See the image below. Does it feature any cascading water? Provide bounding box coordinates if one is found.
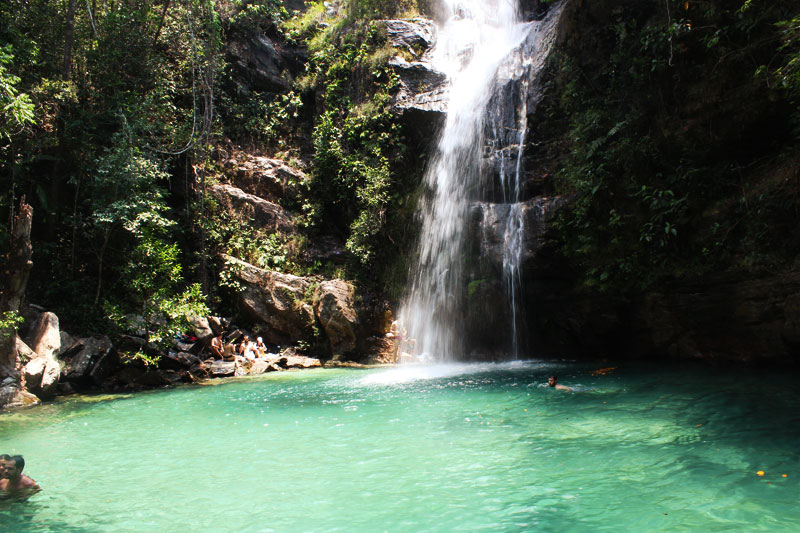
[399,0,563,361]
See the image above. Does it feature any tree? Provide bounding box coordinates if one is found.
[0,198,32,377]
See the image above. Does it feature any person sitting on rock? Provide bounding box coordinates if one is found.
[255,337,267,358]
[210,333,224,359]
[0,455,40,498]
[222,340,236,362]
[239,335,257,362]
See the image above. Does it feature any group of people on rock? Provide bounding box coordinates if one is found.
[209,332,271,366]
[0,454,39,498]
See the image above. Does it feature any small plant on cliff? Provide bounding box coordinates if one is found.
[0,311,23,342]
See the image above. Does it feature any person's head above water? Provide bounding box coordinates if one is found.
[0,454,40,495]
[0,454,10,478]
[1,455,24,480]
[548,376,557,387]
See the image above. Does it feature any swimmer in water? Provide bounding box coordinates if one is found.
[548,375,571,392]
[0,454,40,498]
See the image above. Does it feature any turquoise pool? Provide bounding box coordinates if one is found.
[0,360,797,531]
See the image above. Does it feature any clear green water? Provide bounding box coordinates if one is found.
[0,360,798,532]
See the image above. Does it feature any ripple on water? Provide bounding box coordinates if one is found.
[0,361,797,531]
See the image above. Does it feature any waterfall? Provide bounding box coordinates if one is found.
[399,0,563,361]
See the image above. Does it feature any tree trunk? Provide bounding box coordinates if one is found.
[63,0,78,80]
[0,198,34,375]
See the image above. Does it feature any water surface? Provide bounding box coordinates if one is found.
[0,360,798,531]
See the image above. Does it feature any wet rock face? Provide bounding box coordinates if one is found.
[471,196,566,270]
[383,18,448,114]
[389,57,449,113]
[462,195,568,354]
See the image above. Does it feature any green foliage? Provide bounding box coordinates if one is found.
[301,16,408,267]
[0,45,35,142]
[284,0,419,43]
[108,232,209,361]
[88,136,173,236]
[204,206,306,273]
[0,311,24,342]
[0,0,422,342]
[218,257,246,293]
[0,0,229,333]
[228,0,287,32]
[218,89,303,146]
[467,279,487,299]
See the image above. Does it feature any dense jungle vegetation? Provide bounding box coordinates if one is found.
[546,0,800,291]
[1,0,798,356]
[0,0,427,351]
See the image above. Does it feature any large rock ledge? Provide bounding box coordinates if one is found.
[222,255,389,360]
[219,150,308,205]
[209,184,297,234]
[223,254,316,346]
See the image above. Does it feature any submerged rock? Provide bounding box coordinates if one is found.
[247,359,279,374]
[0,385,40,409]
[274,353,322,369]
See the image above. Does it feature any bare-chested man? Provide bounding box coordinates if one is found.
[210,333,225,359]
[0,454,40,497]
[548,375,571,392]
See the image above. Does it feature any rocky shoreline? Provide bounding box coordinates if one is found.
[0,305,393,411]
